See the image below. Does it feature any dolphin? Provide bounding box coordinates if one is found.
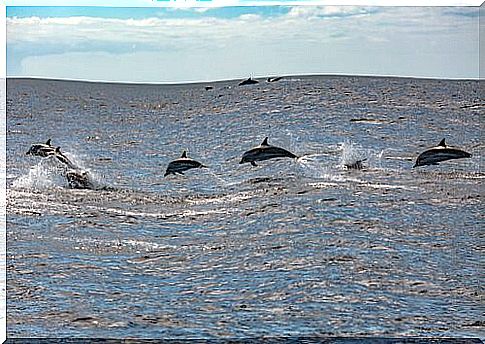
[344,158,367,170]
[164,151,207,177]
[238,77,259,86]
[54,147,78,170]
[239,137,298,167]
[66,170,94,189]
[267,76,283,83]
[413,138,472,168]
[26,139,56,157]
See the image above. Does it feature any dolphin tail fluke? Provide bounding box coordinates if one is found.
[200,164,208,169]
[55,147,61,153]
[438,138,446,147]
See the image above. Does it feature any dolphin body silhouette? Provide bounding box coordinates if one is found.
[413,139,472,168]
[54,147,78,170]
[239,77,259,86]
[164,151,207,177]
[267,76,283,83]
[26,139,56,157]
[239,137,298,167]
[344,158,367,170]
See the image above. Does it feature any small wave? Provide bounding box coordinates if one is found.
[80,203,235,220]
[51,236,175,253]
[308,181,341,188]
[363,183,418,191]
[186,191,254,206]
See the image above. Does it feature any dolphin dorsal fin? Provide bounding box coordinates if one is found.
[181,150,187,158]
[261,137,269,146]
[438,138,446,147]
[46,139,51,146]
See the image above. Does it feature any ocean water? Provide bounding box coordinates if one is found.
[6,76,483,338]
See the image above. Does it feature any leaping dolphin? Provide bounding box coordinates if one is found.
[26,139,56,157]
[54,147,78,170]
[164,151,207,177]
[239,137,298,167]
[413,138,472,168]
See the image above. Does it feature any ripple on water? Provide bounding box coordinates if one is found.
[6,76,483,338]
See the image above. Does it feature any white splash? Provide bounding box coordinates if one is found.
[339,141,368,168]
[12,157,67,190]
[296,154,364,182]
[12,151,104,191]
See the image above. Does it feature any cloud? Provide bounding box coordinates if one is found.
[6,6,479,81]
[6,6,383,51]
[287,6,379,19]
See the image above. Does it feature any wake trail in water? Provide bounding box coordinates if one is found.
[205,170,232,188]
[296,154,334,179]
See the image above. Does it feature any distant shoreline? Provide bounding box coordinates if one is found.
[6,73,481,86]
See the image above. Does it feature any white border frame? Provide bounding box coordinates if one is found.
[1,1,482,343]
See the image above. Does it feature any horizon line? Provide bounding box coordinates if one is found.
[6,72,481,85]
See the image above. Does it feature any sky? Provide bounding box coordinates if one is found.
[6,4,481,82]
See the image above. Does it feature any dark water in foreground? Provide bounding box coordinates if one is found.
[6,76,484,338]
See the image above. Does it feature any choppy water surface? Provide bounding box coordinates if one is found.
[6,76,483,338]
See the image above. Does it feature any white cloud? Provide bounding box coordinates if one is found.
[287,6,377,18]
[7,6,479,81]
